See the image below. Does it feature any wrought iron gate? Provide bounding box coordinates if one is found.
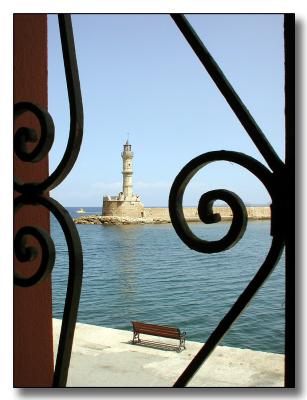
[14,13,295,387]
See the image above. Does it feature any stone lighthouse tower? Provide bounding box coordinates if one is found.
[121,140,133,199]
[102,140,144,218]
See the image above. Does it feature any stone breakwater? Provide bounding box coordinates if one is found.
[74,207,270,225]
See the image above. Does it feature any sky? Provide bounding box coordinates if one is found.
[48,14,285,207]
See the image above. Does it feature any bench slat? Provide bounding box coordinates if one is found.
[133,322,178,332]
[134,329,180,339]
[133,326,179,334]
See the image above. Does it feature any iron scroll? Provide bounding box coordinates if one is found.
[169,14,291,387]
[14,14,83,387]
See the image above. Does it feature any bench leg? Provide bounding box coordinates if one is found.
[132,332,140,344]
[178,337,186,352]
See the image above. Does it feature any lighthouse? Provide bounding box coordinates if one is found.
[121,140,133,199]
[102,140,144,218]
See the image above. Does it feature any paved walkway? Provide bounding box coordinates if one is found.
[53,319,284,387]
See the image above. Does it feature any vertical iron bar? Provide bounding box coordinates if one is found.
[284,13,295,388]
[42,14,84,192]
[14,14,84,387]
[171,14,284,174]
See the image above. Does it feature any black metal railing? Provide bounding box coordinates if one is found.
[14,15,83,387]
[169,14,294,387]
[14,13,294,388]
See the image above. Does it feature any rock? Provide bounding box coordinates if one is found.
[73,207,270,226]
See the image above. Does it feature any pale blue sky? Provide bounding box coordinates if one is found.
[48,14,285,207]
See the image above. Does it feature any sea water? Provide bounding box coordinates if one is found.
[51,207,285,354]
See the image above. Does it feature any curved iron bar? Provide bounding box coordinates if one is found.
[14,195,83,387]
[174,234,284,387]
[169,151,281,254]
[169,14,288,386]
[14,224,55,287]
[197,189,247,251]
[169,151,285,386]
[14,14,83,194]
[171,14,284,175]
[14,14,84,387]
[14,102,55,163]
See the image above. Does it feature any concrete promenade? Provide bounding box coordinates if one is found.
[53,319,284,387]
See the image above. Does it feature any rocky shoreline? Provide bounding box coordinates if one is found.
[73,215,195,225]
[73,207,270,225]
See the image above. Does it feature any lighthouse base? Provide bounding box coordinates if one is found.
[102,195,145,218]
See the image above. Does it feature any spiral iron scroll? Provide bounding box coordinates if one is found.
[14,14,83,387]
[169,14,288,387]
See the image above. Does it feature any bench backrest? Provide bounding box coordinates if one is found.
[132,321,181,339]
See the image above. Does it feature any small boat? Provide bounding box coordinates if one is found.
[76,208,86,214]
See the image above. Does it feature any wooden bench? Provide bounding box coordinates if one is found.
[131,321,186,352]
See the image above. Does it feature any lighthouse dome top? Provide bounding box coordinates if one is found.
[122,139,133,158]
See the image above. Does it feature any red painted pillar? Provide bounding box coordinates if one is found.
[14,14,54,387]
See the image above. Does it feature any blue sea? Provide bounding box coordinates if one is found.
[51,207,285,354]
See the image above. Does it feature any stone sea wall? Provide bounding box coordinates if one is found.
[144,207,200,221]
[74,206,270,225]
